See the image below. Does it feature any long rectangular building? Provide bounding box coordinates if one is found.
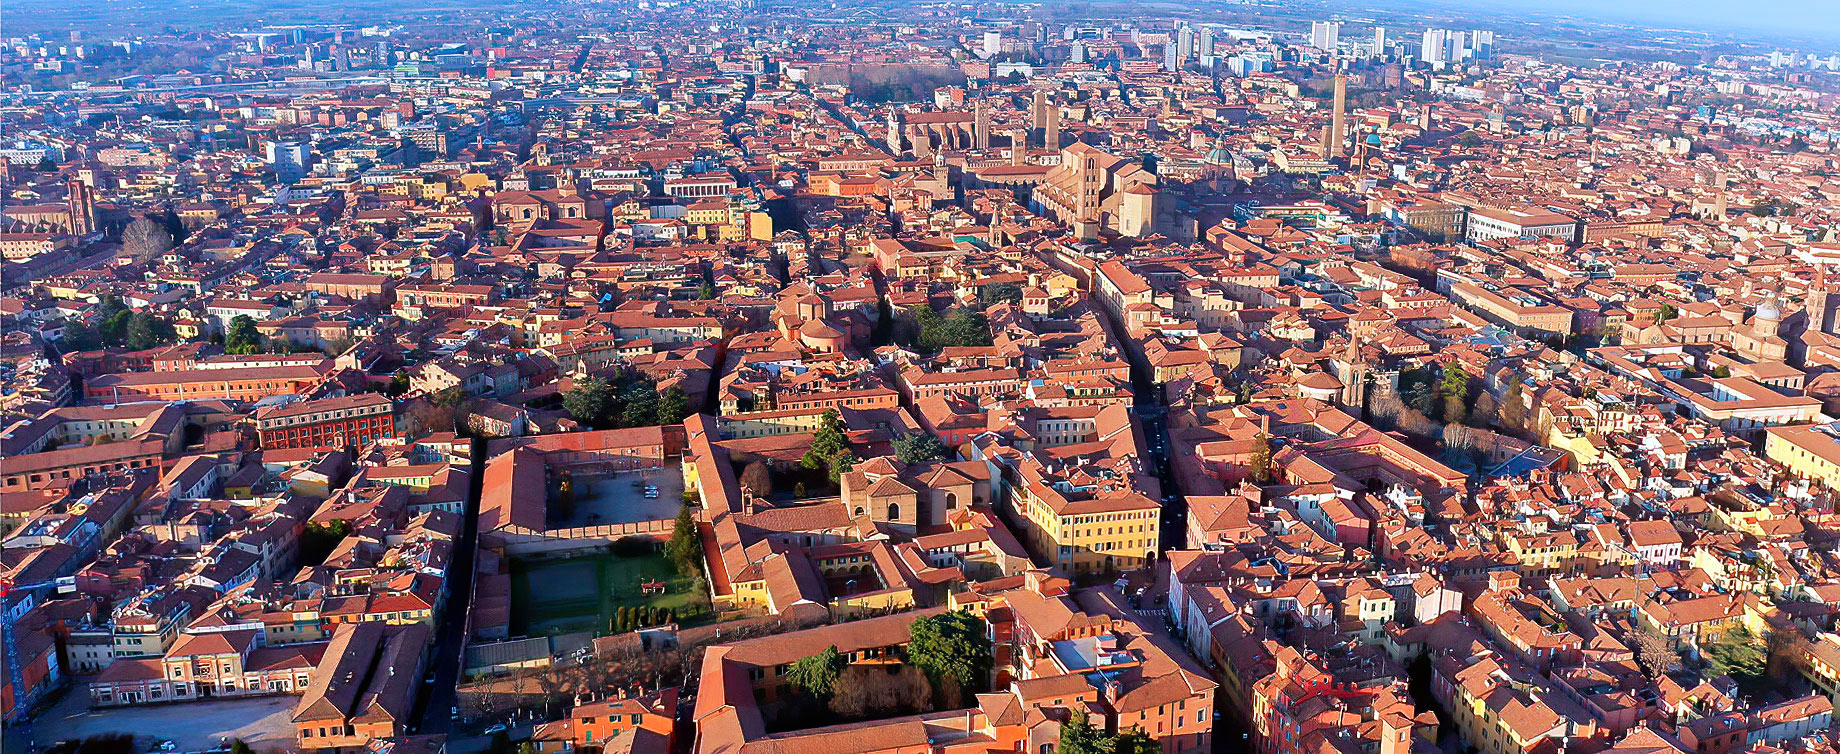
[254,393,397,450]
[85,365,329,403]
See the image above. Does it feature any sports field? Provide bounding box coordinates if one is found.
[508,550,709,636]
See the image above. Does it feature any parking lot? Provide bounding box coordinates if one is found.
[552,467,684,529]
[20,691,297,753]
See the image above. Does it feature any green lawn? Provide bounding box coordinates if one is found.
[508,551,710,636]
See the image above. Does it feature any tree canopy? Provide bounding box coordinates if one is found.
[787,645,848,698]
[979,283,1023,306]
[1058,712,1156,754]
[1438,366,1473,427]
[893,433,948,465]
[906,610,992,691]
[802,409,856,482]
[225,314,262,354]
[564,373,679,429]
[1247,432,1273,483]
[902,306,993,353]
[666,505,702,577]
[62,296,179,353]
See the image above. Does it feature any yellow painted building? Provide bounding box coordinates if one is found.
[1765,424,1840,490]
[1801,633,1840,704]
[1003,455,1160,575]
[1438,656,1575,754]
[1499,529,1581,579]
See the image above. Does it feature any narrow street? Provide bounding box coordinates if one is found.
[411,437,486,734]
[1064,260,1255,754]
[1049,260,1187,551]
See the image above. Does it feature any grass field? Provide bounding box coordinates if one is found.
[508,551,709,636]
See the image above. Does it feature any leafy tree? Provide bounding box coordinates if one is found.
[1111,729,1160,754]
[1656,303,1679,324]
[98,309,133,346]
[225,314,262,354]
[621,385,661,428]
[904,306,994,353]
[906,611,991,692]
[979,282,1023,305]
[666,505,702,577]
[893,433,948,464]
[1247,432,1273,484]
[1401,367,1438,417]
[934,309,993,351]
[828,450,857,484]
[787,645,847,698]
[1710,365,1731,378]
[658,385,693,424]
[1059,711,1109,754]
[802,409,855,482]
[1060,711,1156,754]
[1438,366,1472,426]
[807,409,847,458]
[228,741,254,754]
[59,321,103,351]
[124,312,176,351]
[564,377,618,428]
[699,283,718,299]
[386,372,412,397]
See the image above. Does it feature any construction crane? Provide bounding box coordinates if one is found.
[0,575,75,723]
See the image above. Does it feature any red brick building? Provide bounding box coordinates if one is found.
[254,393,397,450]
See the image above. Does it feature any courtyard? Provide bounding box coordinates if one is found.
[549,466,685,529]
[20,690,296,753]
[507,549,709,636]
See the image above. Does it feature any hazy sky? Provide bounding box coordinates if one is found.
[1471,0,1840,46]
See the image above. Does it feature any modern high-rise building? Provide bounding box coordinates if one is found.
[266,140,309,184]
[1421,29,1450,64]
[1372,27,1386,56]
[1199,27,1216,57]
[1310,21,1340,52]
[982,31,1002,58]
[1471,30,1494,59]
[1227,52,1272,77]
